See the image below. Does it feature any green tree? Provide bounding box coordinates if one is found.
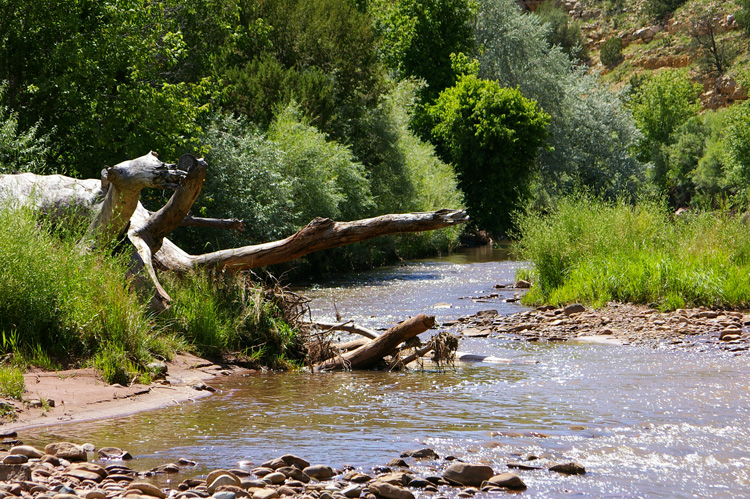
[534,1,586,62]
[429,74,549,235]
[476,0,644,203]
[600,37,624,68]
[646,0,687,21]
[370,0,476,100]
[629,69,702,191]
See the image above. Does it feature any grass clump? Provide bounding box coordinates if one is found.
[514,195,750,310]
[160,271,305,369]
[0,365,25,400]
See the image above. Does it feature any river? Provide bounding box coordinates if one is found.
[25,247,750,498]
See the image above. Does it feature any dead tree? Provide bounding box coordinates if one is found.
[0,152,468,308]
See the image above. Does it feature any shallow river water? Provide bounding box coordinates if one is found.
[25,247,750,498]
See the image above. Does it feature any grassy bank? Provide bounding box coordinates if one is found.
[0,207,303,396]
[514,196,750,311]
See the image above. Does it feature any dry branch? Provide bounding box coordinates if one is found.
[316,314,436,370]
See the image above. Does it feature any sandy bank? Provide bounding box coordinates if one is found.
[0,353,249,432]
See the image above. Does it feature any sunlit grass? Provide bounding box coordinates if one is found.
[514,195,750,310]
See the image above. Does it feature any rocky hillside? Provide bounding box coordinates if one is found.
[547,0,749,109]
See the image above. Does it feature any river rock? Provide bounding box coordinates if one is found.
[263,472,286,485]
[443,463,494,487]
[252,490,278,499]
[252,467,274,477]
[212,492,236,499]
[564,304,586,316]
[399,448,439,459]
[486,473,526,490]
[549,462,586,475]
[261,458,286,470]
[98,447,133,460]
[340,484,363,498]
[0,463,30,482]
[128,482,167,499]
[45,442,87,462]
[368,482,414,499]
[342,471,373,483]
[277,466,310,483]
[385,459,408,468]
[2,455,28,465]
[9,445,44,459]
[84,492,106,499]
[303,465,335,480]
[280,454,310,470]
[208,473,242,493]
[377,472,411,486]
[405,478,430,489]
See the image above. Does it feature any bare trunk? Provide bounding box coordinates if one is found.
[315,314,436,370]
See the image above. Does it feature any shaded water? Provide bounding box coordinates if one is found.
[25,247,750,498]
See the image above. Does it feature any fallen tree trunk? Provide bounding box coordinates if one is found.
[305,322,380,340]
[0,152,468,307]
[316,314,436,370]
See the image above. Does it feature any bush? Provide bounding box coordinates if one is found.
[534,1,587,62]
[646,0,687,21]
[429,73,550,235]
[600,37,624,68]
[0,86,49,174]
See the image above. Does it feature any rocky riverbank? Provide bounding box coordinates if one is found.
[449,302,750,353]
[0,441,587,499]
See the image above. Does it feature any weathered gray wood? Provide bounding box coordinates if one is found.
[316,314,436,370]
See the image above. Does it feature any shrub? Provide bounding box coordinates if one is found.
[0,365,25,400]
[429,73,550,235]
[534,0,587,62]
[600,37,624,68]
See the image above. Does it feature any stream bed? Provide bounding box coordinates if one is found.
[24,247,750,498]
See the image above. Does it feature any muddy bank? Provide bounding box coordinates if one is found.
[0,354,248,432]
[449,302,750,353]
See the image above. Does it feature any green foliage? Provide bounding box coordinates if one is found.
[0,365,25,400]
[737,0,750,36]
[628,69,702,191]
[515,195,750,310]
[0,0,219,178]
[429,74,550,235]
[721,99,750,194]
[370,0,476,99]
[476,0,644,204]
[534,1,587,62]
[0,86,50,174]
[0,206,179,378]
[600,37,624,68]
[161,271,303,367]
[224,0,382,135]
[646,0,688,21]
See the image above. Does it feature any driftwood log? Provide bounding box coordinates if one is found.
[316,314,436,370]
[0,152,469,308]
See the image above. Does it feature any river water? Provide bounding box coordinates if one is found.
[25,247,750,498]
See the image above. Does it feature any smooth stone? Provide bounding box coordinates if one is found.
[68,462,107,478]
[343,471,373,483]
[264,472,286,485]
[377,473,410,486]
[303,465,335,480]
[208,470,241,486]
[9,445,44,459]
[53,495,80,499]
[41,455,61,466]
[241,480,268,489]
[63,469,103,482]
[84,492,107,499]
[399,449,439,460]
[45,443,87,462]
[280,455,310,470]
[0,464,31,481]
[212,492,236,499]
[252,490,278,499]
[98,447,133,460]
[368,482,414,499]
[564,304,586,316]
[406,478,430,489]
[127,482,167,499]
[549,462,586,475]
[179,458,198,466]
[3,455,28,465]
[261,458,286,470]
[340,485,362,498]
[252,467,274,477]
[486,473,526,490]
[506,462,542,471]
[277,466,310,483]
[208,474,243,493]
[443,463,494,487]
[385,459,408,468]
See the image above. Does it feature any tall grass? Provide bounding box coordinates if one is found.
[0,206,183,381]
[514,195,750,310]
[159,271,304,369]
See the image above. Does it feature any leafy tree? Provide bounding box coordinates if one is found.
[429,74,549,235]
[736,0,750,36]
[534,1,587,62]
[476,0,644,203]
[370,0,476,100]
[630,69,701,169]
[600,37,624,68]
[0,87,50,174]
